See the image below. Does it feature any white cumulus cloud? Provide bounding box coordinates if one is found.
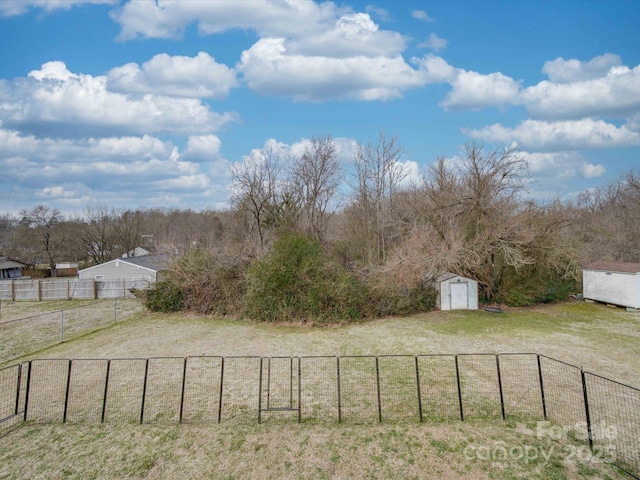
[542,53,622,83]
[441,70,521,111]
[417,33,448,52]
[110,0,341,41]
[107,52,238,99]
[286,12,406,58]
[238,38,436,101]
[184,134,223,160]
[0,126,230,211]
[519,63,640,119]
[466,118,640,151]
[0,61,239,137]
[154,174,211,190]
[0,0,117,17]
[412,10,434,22]
[580,162,606,179]
[520,151,605,179]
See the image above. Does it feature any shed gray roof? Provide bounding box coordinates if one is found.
[584,262,640,274]
[433,272,475,283]
[121,254,171,271]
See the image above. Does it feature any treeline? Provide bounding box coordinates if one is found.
[1,136,639,320]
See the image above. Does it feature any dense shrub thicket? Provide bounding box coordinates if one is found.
[145,234,435,323]
[145,250,250,315]
[144,275,185,313]
[243,234,369,323]
[495,269,578,307]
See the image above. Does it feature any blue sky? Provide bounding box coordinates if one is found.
[0,0,639,215]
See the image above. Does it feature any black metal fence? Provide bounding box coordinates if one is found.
[1,353,638,478]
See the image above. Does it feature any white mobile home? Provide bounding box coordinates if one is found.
[433,273,479,311]
[78,254,170,283]
[583,262,640,310]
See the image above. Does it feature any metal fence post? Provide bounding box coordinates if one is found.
[496,355,506,420]
[101,360,111,423]
[217,357,225,424]
[415,356,423,423]
[336,356,342,423]
[14,364,22,416]
[63,360,72,423]
[178,358,188,424]
[536,355,547,420]
[257,358,264,424]
[297,357,302,424]
[60,310,64,343]
[375,357,382,423]
[23,361,32,422]
[455,355,464,421]
[140,359,149,424]
[581,369,593,450]
[114,298,117,323]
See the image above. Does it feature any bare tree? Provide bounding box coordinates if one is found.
[230,145,287,251]
[18,205,65,276]
[78,206,118,264]
[291,136,341,241]
[112,209,145,257]
[387,142,536,299]
[0,213,18,253]
[575,169,640,263]
[351,131,411,263]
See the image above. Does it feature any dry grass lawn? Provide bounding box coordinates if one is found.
[0,421,630,480]
[0,299,638,479]
[4,300,639,385]
[0,299,144,364]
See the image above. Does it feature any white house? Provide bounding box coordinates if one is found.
[583,262,640,310]
[78,254,171,283]
[433,273,479,311]
[0,256,28,280]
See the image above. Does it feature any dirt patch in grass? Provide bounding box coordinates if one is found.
[0,421,628,480]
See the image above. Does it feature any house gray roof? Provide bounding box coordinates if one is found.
[584,262,640,274]
[0,256,28,268]
[121,254,172,271]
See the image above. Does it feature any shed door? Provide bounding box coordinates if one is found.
[450,283,468,310]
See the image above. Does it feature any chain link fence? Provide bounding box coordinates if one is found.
[0,299,145,364]
[0,353,638,478]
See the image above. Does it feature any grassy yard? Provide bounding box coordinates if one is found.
[0,299,638,479]
[0,421,630,480]
[4,300,639,385]
[0,299,145,364]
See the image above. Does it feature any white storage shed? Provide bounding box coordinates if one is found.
[433,273,479,311]
[583,262,640,310]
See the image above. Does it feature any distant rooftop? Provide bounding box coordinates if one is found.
[121,254,172,271]
[584,262,640,274]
